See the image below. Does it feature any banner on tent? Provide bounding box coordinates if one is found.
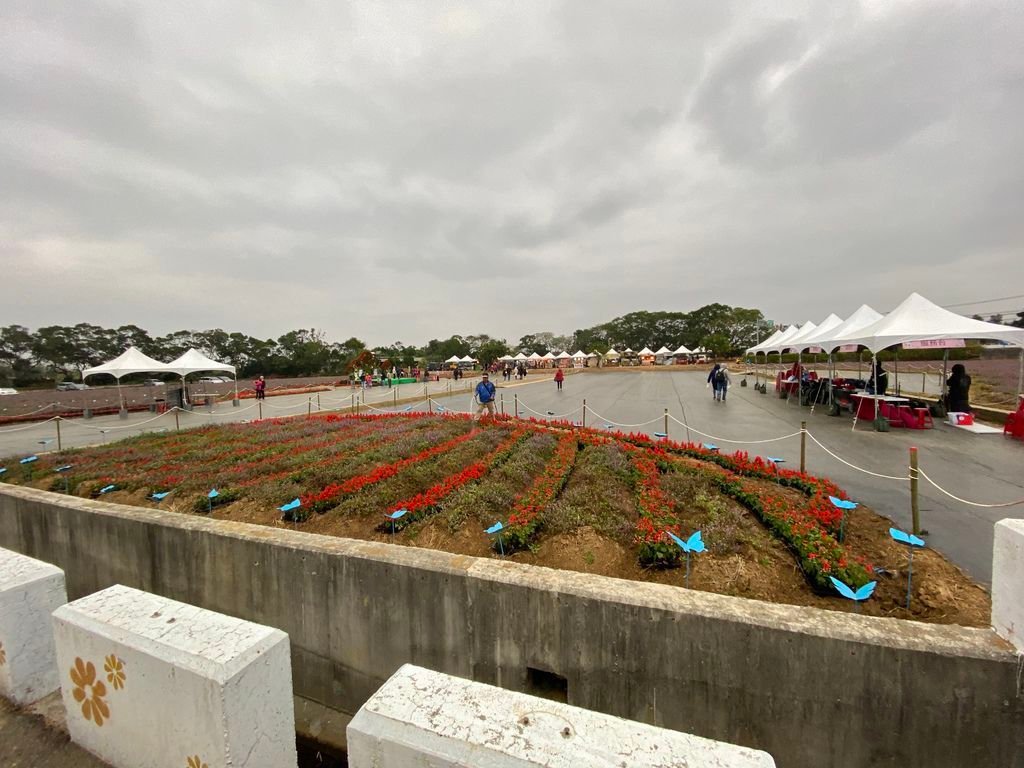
[903,339,965,349]
[838,345,859,352]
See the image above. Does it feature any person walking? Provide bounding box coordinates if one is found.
[253,375,266,400]
[707,363,721,401]
[717,364,732,402]
[554,367,564,391]
[474,372,496,420]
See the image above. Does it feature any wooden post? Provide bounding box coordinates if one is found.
[664,408,668,438]
[56,417,62,451]
[175,409,181,432]
[317,394,321,411]
[307,398,312,418]
[429,397,433,414]
[921,372,926,394]
[394,389,397,407]
[582,398,586,428]
[514,394,518,419]
[500,393,504,415]
[350,393,355,415]
[800,421,807,473]
[910,446,920,535]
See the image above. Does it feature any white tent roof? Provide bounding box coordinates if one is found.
[780,321,818,353]
[444,355,462,363]
[514,352,529,360]
[556,351,573,359]
[459,355,476,362]
[588,351,600,357]
[794,314,844,352]
[761,326,803,355]
[654,346,672,355]
[747,328,787,355]
[638,347,655,355]
[605,348,620,357]
[623,348,635,354]
[571,350,588,358]
[83,347,173,380]
[497,355,513,361]
[816,305,884,352]
[672,344,693,355]
[840,292,1024,354]
[165,349,235,377]
[539,352,554,360]
[528,352,543,360]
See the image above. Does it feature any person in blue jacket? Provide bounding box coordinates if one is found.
[474,373,496,420]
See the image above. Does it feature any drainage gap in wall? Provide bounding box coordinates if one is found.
[297,736,347,767]
[526,666,568,703]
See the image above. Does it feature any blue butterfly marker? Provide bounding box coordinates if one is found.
[485,521,505,556]
[38,438,54,446]
[20,454,38,480]
[55,464,73,493]
[703,443,718,452]
[829,576,877,612]
[208,488,219,512]
[604,424,614,429]
[20,455,38,464]
[386,509,408,537]
[99,484,116,495]
[654,432,668,439]
[889,527,925,609]
[151,491,171,502]
[0,467,7,476]
[828,496,859,543]
[667,530,705,588]
[279,498,302,520]
[402,405,414,412]
[766,456,785,483]
[547,411,555,416]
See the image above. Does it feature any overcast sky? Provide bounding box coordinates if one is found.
[2,1,1023,347]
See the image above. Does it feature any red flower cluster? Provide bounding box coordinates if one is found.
[504,433,579,548]
[301,429,478,509]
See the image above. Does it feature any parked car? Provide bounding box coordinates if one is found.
[198,376,225,384]
[141,379,165,387]
[0,387,17,395]
[56,382,89,391]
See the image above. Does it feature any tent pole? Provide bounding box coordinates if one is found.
[233,373,240,407]
[117,377,127,419]
[1018,348,1023,400]
[894,351,899,395]
[941,350,949,407]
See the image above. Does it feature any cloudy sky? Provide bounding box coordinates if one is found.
[2,0,1023,346]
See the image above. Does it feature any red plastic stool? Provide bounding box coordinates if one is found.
[913,408,934,429]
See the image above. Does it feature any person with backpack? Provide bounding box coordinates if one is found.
[707,363,722,401]
[716,364,732,402]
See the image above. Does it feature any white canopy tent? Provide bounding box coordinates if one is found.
[747,327,786,355]
[571,350,588,358]
[638,347,655,356]
[83,347,175,414]
[459,355,476,363]
[793,315,843,353]
[605,348,620,357]
[166,349,238,402]
[654,346,672,357]
[672,344,693,355]
[839,292,1024,353]
[815,305,884,353]
[541,352,556,360]
[514,352,529,361]
[780,322,818,353]
[444,355,462,363]
[762,325,803,355]
[587,351,600,358]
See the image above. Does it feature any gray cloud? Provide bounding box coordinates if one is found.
[1,0,1023,345]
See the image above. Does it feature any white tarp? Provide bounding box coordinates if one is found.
[571,350,588,358]
[839,292,1024,353]
[527,352,543,360]
[556,351,572,359]
[514,352,529,361]
[83,347,173,380]
[587,351,600,357]
[605,348,621,357]
[165,349,236,377]
[541,352,556,360]
[747,328,787,355]
[761,325,804,355]
[813,305,883,352]
[794,314,844,352]
[673,344,693,355]
[459,355,476,362]
[780,321,819,353]
[638,347,655,356]
[654,346,672,355]
[444,355,462,363]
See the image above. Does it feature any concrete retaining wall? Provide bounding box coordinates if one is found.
[1,485,1022,768]
[993,519,1024,651]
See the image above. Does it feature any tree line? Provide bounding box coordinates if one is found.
[0,304,772,386]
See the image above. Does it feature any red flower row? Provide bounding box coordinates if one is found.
[504,433,579,546]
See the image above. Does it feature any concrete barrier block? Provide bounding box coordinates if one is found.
[348,664,776,768]
[52,584,297,768]
[992,518,1024,651]
[0,547,67,705]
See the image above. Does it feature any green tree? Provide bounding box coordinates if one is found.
[476,339,510,367]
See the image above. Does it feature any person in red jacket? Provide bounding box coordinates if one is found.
[554,367,565,391]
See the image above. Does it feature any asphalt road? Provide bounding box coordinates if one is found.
[2,370,1021,585]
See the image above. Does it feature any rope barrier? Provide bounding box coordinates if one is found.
[665,414,801,445]
[0,416,62,433]
[917,467,1024,508]
[178,403,260,418]
[803,432,909,481]
[0,402,62,419]
[582,405,662,429]
[60,411,175,432]
[516,399,582,419]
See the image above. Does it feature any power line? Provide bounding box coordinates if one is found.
[942,294,1024,309]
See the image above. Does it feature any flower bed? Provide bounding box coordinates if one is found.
[502,432,580,551]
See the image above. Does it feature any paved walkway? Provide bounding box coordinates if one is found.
[2,370,1022,584]
[0,696,108,768]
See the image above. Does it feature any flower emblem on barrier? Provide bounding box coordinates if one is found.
[0,641,6,666]
[187,756,209,768]
[104,654,126,690]
[69,657,110,726]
